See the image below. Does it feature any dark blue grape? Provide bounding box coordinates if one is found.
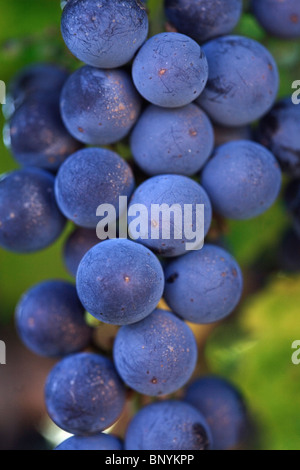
[184,376,248,450]
[45,352,126,435]
[125,400,212,450]
[7,63,69,113]
[164,244,243,324]
[60,66,142,145]
[61,0,148,68]
[130,104,214,176]
[63,227,101,277]
[132,32,208,108]
[55,147,135,228]
[55,433,123,450]
[201,140,282,220]
[0,168,66,253]
[127,174,212,257]
[165,0,242,44]
[197,36,279,127]
[256,98,300,178]
[113,309,197,396]
[15,280,92,357]
[10,92,82,171]
[251,0,300,39]
[76,239,164,325]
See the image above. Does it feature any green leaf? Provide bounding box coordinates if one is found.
[235,13,267,41]
[224,198,290,268]
[147,0,166,36]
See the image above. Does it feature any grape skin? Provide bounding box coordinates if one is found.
[15,280,92,357]
[45,352,126,435]
[0,168,66,253]
[130,103,214,176]
[197,36,279,127]
[251,0,300,39]
[184,376,248,450]
[113,309,197,396]
[125,400,213,450]
[61,0,149,68]
[132,32,208,108]
[165,0,243,44]
[60,66,142,146]
[201,140,282,220]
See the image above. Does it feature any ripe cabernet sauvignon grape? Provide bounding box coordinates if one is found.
[125,400,213,450]
[76,239,164,325]
[132,32,208,108]
[63,227,102,277]
[55,147,135,228]
[164,244,243,324]
[60,66,142,145]
[251,0,300,39]
[128,174,212,257]
[45,352,126,435]
[61,0,149,68]
[113,309,197,396]
[7,63,69,113]
[184,376,248,450]
[165,0,243,44]
[201,140,282,220]
[55,433,123,451]
[256,98,300,177]
[15,280,91,357]
[197,36,279,127]
[130,104,214,176]
[184,376,250,450]
[10,91,82,171]
[0,168,66,253]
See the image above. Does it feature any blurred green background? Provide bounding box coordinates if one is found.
[0,0,300,450]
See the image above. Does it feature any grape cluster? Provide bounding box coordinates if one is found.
[2,0,298,451]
